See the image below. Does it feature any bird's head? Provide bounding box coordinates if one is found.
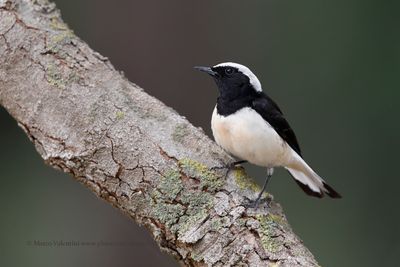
[194,62,262,100]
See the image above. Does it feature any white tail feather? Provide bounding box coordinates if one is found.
[286,151,331,197]
[286,167,323,193]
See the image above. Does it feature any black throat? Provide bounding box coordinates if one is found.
[216,90,261,116]
[210,65,263,116]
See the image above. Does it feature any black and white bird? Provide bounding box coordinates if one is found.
[195,62,341,207]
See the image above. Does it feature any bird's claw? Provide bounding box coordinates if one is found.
[211,160,246,173]
[244,194,273,209]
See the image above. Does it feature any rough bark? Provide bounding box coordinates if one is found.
[0,0,319,266]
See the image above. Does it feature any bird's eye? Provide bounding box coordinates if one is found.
[225,67,234,75]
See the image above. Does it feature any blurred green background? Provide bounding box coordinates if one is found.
[1,0,399,266]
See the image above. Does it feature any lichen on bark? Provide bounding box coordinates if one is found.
[0,0,320,266]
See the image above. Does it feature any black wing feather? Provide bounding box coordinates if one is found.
[252,94,302,157]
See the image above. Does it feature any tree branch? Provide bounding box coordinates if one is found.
[0,0,319,266]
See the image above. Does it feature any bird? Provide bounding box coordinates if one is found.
[194,62,341,208]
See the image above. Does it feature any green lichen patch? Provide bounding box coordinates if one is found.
[179,158,224,192]
[172,122,189,143]
[49,16,69,31]
[116,111,125,120]
[158,169,183,201]
[151,201,185,228]
[234,168,272,199]
[210,216,230,232]
[45,17,75,57]
[150,170,185,228]
[180,191,213,215]
[234,168,260,192]
[172,209,208,236]
[256,214,284,253]
[268,213,288,229]
[45,64,78,89]
[172,191,213,236]
[47,30,75,56]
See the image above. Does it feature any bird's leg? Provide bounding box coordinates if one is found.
[220,160,247,178]
[230,160,247,168]
[213,159,247,171]
[221,160,247,177]
[211,159,246,173]
[249,168,274,209]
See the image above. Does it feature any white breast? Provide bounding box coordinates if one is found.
[211,106,292,167]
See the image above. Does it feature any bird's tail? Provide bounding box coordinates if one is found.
[285,154,341,198]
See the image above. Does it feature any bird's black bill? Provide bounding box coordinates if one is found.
[194,66,218,77]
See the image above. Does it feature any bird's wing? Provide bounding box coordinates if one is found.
[251,94,302,157]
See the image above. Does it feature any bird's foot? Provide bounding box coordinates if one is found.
[211,160,246,173]
[244,194,273,209]
[228,160,247,169]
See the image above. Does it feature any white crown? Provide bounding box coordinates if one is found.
[214,62,262,92]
